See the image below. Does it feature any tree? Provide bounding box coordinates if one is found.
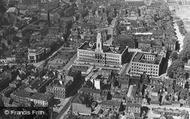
[179,33,190,62]
[0,0,6,14]
[113,34,135,48]
[169,51,178,61]
[107,91,112,100]
[15,47,28,64]
[85,80,93,88]
[167,59,185,78]
[185,81,189,90]
[0,0,8,26]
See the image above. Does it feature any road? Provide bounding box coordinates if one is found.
[33,46,66,68]
[143,104,190,119]
[62,54,77,71]
[56,95,77,119]
[55,98,72,119]
[119,63,129,75]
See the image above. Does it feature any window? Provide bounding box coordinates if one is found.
[29,56,35,60]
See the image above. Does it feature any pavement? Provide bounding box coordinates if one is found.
[32,45,66,68]
[56,95,77,119]
[62,54,77,71]
[53,97,71,113]
[119,63,129,75]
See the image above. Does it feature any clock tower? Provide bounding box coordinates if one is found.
[95,33,103,53]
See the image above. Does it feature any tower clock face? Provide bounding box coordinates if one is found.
[95,54,103,59]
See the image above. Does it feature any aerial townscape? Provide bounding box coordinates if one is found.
[0,0,190,119]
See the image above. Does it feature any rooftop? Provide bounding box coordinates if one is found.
[12,89,32,99]
[70,65,90,72]
[78,88,101,94]
[72,94,86,104]
[0,86,15,97]
[31,92,53,101]
[101,100,121,107]
[132,52,162,64]
[48,76,73,88]
[29,77,52,90]
[28,47,45,54]
[79,42,127,54]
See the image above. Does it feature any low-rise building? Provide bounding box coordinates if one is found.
[46,76,73,99]
[69,65,93,76]
[9,80,22,88]
[78,88,107,102]
[28,47,47,63]
[30,92,54,107]
[72,94,92,116]
[10,89,32,107]
[129,52,163,77]
[0,86,16,97]
[100,100,121,112]
[0,56,16,64]
[25,76,54,93]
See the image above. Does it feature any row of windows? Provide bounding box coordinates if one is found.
[78,55,95,58]
[79,53,94,57]
[78,58,95,62]
[130,70,158,75]
[79,56,120,62]
[78,50,121,59]
[132,63,158,68]
[48,88,65,92]
[78,58,120,65]
[79,51,94,55]
[131,66,158,71]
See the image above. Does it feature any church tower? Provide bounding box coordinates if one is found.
[95,33,103,53]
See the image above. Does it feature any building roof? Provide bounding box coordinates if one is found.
[12,89,33,99]
[48,76,73,88]
[28,47,45,54]
[31,93,53,101]
[30,78,49,90]
[0,86,15,97]
[72,94,86,104]
[78,88,101,94]
[101,100,121,107]
[78,41,127,54]
[48,79,65,88]
[70,65,90,73]
[7,7,18,13]
[132,52,162,65]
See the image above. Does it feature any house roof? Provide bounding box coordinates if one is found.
[12,89,33,99]
[132,52,162,65]
[78,88,101,94]
[72,94,86,104]
[7,7,18,13]
[79,41,127,54]
[31,92,53,101]
[101,100,121,107]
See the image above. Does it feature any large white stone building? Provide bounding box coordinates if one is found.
[76,33,129,67]
[129,52,163,77]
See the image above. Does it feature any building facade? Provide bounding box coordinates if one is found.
[46,80,66,99]
[28,47,47,63]
[129,52,163,77]
[76,33,129,67]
